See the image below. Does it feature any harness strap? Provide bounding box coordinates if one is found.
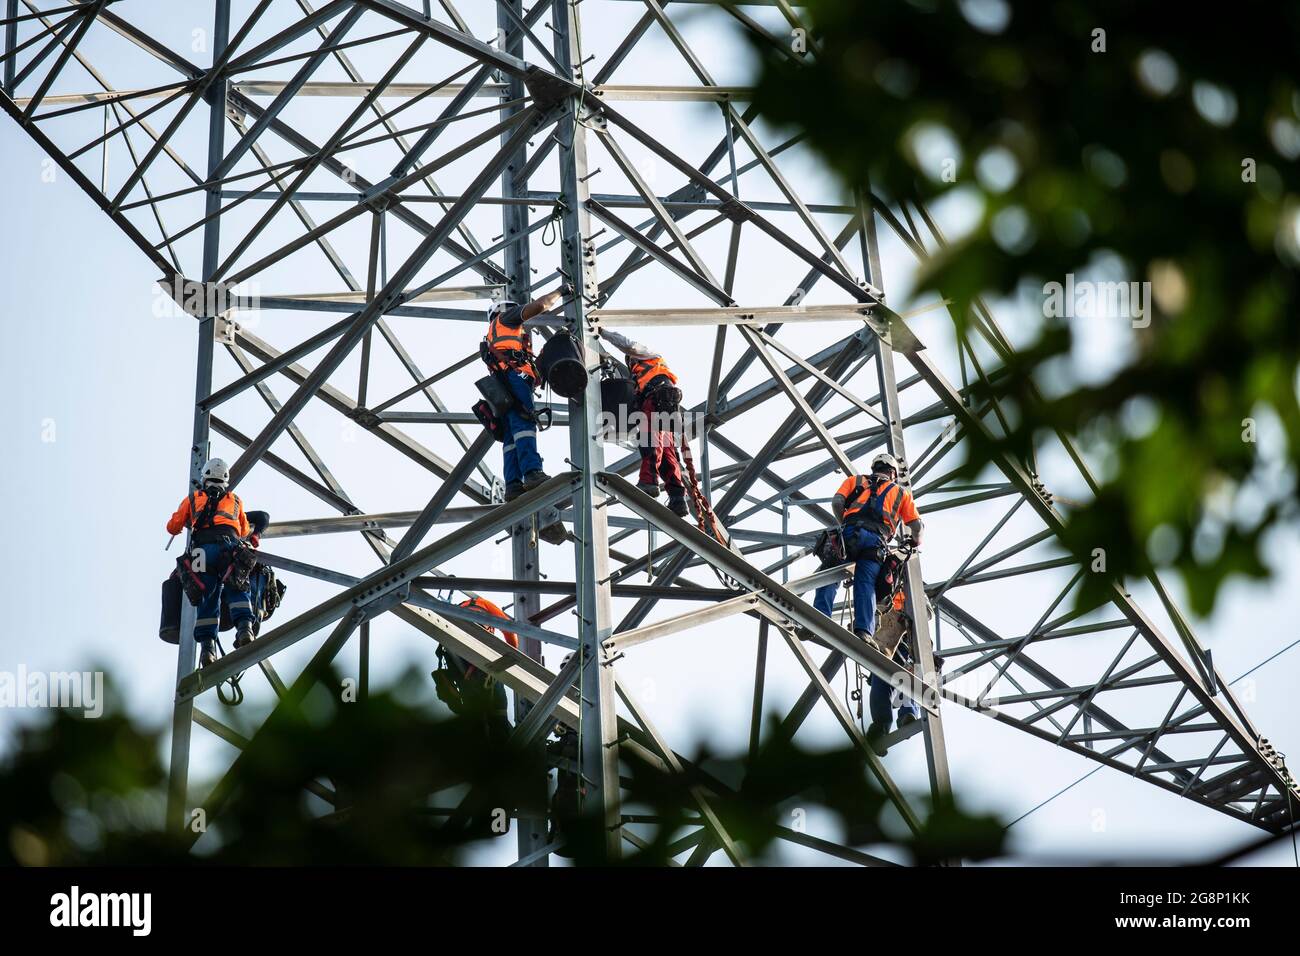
[191,488,240,532]
[844,475,905,535]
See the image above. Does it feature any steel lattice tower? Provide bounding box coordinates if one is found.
[3,0,1296,865]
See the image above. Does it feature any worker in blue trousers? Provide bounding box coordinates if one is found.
[480,288,566,500]
[812,451,925,753]
[166,458,258,668]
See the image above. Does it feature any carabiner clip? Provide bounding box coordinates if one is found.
[217,673,244,707]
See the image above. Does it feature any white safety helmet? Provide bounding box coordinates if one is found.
[869,452,902,476]
[201,457,231,489]
[487,299,518,322]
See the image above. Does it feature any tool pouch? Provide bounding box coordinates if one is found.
[473,398,508,441]
[813,527,847,566]
[175,554,206,606]
[225,542,259,593]
[648,383,683,413]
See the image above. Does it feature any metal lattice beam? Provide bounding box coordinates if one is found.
[4,0,1295,867]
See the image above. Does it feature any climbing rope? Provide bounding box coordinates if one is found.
[676,429,742,591]
[213,636,244,707]
[540,200,564,246]
[836,576,866,729]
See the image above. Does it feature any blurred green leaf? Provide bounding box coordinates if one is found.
[750,0,1300,615]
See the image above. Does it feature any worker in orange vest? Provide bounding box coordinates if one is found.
[433,597,519,742]
[165,458,259,667]
[481,288,566,500]
[812,452,924,751]
[599,329,688,516]
[812,452,923,645]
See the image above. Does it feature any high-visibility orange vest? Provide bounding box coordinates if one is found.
[841,475,906,534]
[484,311,536,381]
[459,597,519,650]
[631,356,677,392]
[167,489,250,538]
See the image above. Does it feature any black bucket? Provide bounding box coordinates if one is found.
[537,332,588,398]
[159,574,181,644]
[600,374,638,441]
[601,374,637,418]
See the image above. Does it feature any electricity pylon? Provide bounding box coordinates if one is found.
[3,0,1295,865]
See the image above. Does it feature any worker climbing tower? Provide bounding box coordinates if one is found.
[3,0,1295,864]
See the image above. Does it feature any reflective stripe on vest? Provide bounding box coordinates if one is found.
[631,356,677,391]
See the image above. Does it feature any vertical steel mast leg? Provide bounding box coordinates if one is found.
[861,195,957,856]
[2,0,16,94]
[499,0,550,865]
[552,0,621,860]
[166,0,230,834]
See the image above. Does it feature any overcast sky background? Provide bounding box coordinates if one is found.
[0,0,1296,866]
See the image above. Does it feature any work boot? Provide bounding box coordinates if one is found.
[504,480,525,501]
[896,710,919,731]
[523,469,549,490]
[234,623,256,649]
[199,641,219,668]
[854,628,882,653]
[667,494,688,517]
[636,481,661,498]
[866,722,889,757]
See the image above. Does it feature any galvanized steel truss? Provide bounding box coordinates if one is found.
[4,0,1296,865]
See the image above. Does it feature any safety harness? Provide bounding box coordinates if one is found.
[184,485,255,706]
[188,486,245,542]
[173,488,232,604]
[483,309,538,382]
[842,474,906,537]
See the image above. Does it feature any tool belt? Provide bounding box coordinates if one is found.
[192,527,239,545]
[479,339,536,383]
[842,513,891,540]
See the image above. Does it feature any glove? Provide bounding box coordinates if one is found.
[249,533,260,548]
